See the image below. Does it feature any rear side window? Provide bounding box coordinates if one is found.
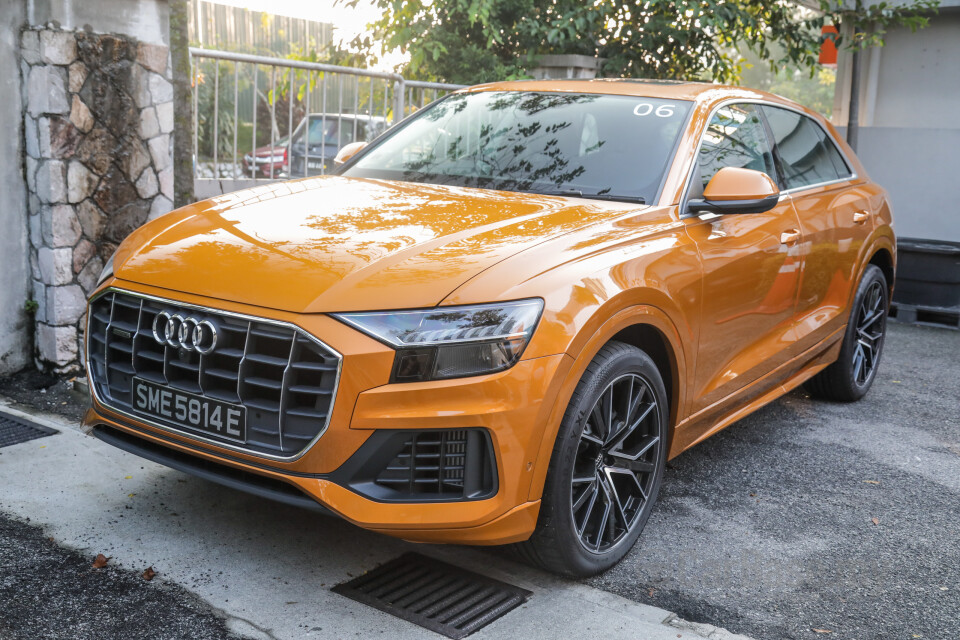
[762,106,852,190]
[697,103,777,191]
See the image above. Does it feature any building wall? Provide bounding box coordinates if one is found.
[27,0,170,46]
[0,0,31,374]
[834,8,960,242]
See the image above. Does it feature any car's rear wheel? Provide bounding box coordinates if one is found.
[512,341,667,577]
[805,264,889,402]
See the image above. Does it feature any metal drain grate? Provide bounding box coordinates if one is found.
[332,553,532,639]
[0,414,58,449]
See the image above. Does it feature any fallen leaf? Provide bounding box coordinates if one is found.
[648,588,656,597]
[142,567,157,581]
[892,380,901,383]
[863,480,880,485]
[124,475,132,480]
[813,629,833,634]
[128,493,136,497]
[92,554,110,568]
[871,517,880,526]
[749,492,757,497]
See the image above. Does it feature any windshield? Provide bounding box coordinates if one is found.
[343,91,691,203]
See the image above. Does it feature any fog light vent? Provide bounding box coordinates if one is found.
[334,428,497,502]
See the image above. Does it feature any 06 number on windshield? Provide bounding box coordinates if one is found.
[634,103,676,118]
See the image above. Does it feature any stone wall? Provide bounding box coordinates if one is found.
[21,26,174,373]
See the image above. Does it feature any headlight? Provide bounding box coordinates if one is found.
[334,299,543,382]
[97,251,116,286]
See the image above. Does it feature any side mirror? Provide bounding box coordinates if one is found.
[334,141,368,166]
[687,167,780,215]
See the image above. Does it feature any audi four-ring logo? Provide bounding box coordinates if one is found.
[152,312,219,354]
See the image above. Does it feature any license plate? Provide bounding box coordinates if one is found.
[131,377,247,443]
[307,160,325,169]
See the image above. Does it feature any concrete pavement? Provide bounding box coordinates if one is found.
[0,400,748,640]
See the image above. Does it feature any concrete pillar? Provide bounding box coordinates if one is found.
[0,0,31,375]
[529,55,604,80]
[19,10,173,373]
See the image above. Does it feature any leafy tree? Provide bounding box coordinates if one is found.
[350,0,936,91]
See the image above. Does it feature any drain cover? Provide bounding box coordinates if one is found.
[333,552,532,639]
[0,414,58,449]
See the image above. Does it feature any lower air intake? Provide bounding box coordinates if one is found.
[333,428,497,502]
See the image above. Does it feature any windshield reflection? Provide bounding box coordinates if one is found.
[344,91,691,204]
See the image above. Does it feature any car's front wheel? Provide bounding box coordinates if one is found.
[513,341,668,577]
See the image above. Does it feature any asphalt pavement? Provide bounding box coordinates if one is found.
[589,322,960,639]
[0,515,240,640]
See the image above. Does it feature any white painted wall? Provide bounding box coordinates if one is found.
[27,0,170,46]
[834,9,960,242]
[0,0,32,374]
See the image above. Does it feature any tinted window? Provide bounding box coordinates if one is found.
[697,103,776,190]
[298,117,384,146]
[762,106,852,190]
[345,91,692,204]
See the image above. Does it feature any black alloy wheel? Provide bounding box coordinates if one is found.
[512,341,668,577]
[806,264,889,402]
[852,280,886,386]
[571,373,661,553]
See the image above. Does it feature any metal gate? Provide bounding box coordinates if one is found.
[189,48,466,198]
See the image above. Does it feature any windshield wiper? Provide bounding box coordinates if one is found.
[535,190,646,205]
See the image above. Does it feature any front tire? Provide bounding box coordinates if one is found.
[513,341,668,577]
[805,264,889,402]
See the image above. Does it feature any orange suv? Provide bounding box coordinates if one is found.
[84,80,894,577]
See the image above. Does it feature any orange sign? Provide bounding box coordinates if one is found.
[820,25,839,65]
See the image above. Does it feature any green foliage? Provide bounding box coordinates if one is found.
[24,300,39,316]
[194,60,238,159]
[738,44,837,116]
[819,0,939,51]
[347,0,938,85]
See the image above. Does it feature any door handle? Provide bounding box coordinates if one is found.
[853,210,872,224]
[780,229,801,246]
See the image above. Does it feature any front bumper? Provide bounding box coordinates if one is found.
[84,282,569,544]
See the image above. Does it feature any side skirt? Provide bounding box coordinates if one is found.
[670,326,844,457]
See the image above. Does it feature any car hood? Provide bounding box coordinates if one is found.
[113,176,647,313]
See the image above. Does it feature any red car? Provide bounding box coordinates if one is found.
[243,135,289,178]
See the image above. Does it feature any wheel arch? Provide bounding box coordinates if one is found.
[608,323,679,435]
[526,304,688,502]
[867,246,895,300]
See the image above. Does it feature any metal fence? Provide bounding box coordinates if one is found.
[189,48,467,198]
[189,1,333,56]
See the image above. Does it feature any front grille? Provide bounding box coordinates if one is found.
[86,289,341,459]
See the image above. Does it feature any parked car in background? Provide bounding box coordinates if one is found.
[85,80,895,578]
[243,135,289,179]
[288,113,387,177]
